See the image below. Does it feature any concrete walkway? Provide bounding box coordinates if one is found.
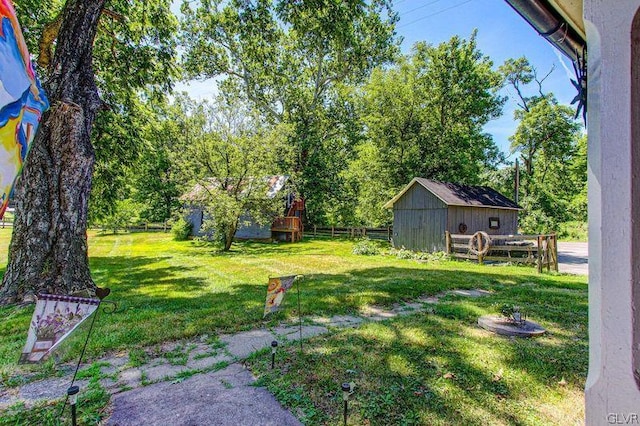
[0,289,491,425]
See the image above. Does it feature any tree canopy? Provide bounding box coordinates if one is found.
[343,34,506,226]
[180,0,399,224]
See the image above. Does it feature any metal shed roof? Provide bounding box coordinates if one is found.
[383,178,522,210]
[181,175,289,202]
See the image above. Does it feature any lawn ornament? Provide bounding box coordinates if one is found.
[469,231,491,256]
[263,276,297,317]
[478,304,546,338]
[18,288,114,425]
[263,275,304,351]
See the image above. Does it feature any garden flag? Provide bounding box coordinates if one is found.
[20,294,100,364]
[263,276,297,317]
[0,0,49,218]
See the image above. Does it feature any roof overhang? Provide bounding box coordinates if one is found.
[504,0,585,62]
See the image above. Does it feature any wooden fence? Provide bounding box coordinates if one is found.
[92,222,171,233]
[445,231,558,273]
[1,216,13,228]
[310,226,392,241]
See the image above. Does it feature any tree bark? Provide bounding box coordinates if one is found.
[0,0,106,304]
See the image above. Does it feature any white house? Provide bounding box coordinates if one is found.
[506,1,640,423]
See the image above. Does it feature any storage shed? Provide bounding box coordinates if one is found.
[182,175,304,241]
[383,178,522,252]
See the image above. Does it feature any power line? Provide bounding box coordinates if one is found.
[399,0,445,17]
[398,0,475,29]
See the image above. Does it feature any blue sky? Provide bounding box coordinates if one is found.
[175,0,579,157]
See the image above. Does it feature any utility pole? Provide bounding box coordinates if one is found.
[514,158,520,204]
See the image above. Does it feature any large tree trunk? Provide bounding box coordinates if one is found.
[0,0,106,305]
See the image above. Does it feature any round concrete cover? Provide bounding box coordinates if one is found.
[478,315,546,337]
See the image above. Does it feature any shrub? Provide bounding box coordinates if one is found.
[388,247,415,260]
[171,217,192,241]
[352,238,382,255]
[388,247,450,262]
[558,221,588,241]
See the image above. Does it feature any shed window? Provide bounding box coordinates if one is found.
[489,217,500,229]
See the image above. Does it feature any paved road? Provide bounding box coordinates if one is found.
[557,242,588,275]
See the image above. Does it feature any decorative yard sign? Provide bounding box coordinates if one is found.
[20,294,100,363]
[263,276,297,317]
[0,0,49,218]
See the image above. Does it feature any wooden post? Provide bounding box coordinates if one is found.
[145,222,148,231]
[163,221,167,232]
[331,226,334,238]
[314,225,317,237]
[387,226,391,241]
[545,235,552,272]
[537,235,543,273]
[363,227,367,237]
[445,231,451,255]
[478,235,484,265]
[553,234,559,272]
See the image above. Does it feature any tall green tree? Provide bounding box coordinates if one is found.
[180,0,398,224]
[179,94,290,251]
[345,34,505,225]
[1,0,177,304]
[132,99,187,223]
[500,57,583,232]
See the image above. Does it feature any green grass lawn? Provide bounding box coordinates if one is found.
[248,286,587,425]
[0,229,587,424]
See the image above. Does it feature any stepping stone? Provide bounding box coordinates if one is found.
[221,330,278,359]
[450,289,492,298]
[107,364,301,426]
[187,353,231,371]
[142,364,188,383]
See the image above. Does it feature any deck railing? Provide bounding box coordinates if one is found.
[271,216,303,242]
[272,216,303,231]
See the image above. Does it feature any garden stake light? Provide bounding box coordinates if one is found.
[271,340,278,369]
[67,385,79,426]
[342,382,354,426]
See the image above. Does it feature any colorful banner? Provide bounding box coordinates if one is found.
[20,294,100,364]
[263,276,297,317]
[0,0,49,218]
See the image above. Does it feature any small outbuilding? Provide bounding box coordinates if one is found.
[383,178,522,252]
[182,175,305,242]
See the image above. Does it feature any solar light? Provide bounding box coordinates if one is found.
[67,385,79,426]
[341,382,353,426]
[271,340,278,369]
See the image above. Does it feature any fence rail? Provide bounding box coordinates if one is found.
[91,222,171,233]
[445,231,558,273]
[310,226,392,241]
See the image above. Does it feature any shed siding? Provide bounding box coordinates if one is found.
[392,184,448,251]
[394,184,447,210]
[186,207,205,236]
[187,210,272,239]
[447,206,518,236]
[235,214,272,239]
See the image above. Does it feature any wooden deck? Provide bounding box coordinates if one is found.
[271,216,303,242]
